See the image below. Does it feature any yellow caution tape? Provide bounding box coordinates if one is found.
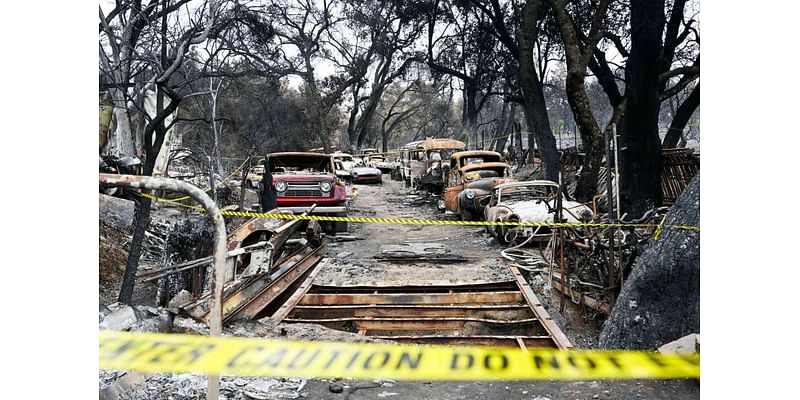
[150,158,251,202]
[100,331,699,380]
[136,193,699,234]
[220,210,700,233]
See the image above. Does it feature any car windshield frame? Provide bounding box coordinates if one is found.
[498,185,557,203]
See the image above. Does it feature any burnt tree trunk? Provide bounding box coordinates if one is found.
[568,74,605,202]
[260,166,276,212]
[518,0,559,179]
[599,174,699,349]
[495,102,516,153]
[662,84,700,148]
[619,0,665,218]
[549,0,611,202]
[118,84,180,304]
[463,81,479,149]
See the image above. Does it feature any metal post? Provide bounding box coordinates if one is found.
[604,128,616,309]
[556,173,566,313]
[99,174,226,400]
[612,127,623,291]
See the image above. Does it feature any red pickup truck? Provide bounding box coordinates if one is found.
[259,152,349,232]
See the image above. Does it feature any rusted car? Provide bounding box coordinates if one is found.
[258,152,349,232]
[484,181,593,244]
[399,138,466,194]
[443,151,513,220]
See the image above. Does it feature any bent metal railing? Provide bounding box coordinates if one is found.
[99,173,226,400]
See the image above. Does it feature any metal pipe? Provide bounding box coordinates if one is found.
[604,127,617,310]
[556,173,566,313]
[99,173,225,400]
[612,126,621,220]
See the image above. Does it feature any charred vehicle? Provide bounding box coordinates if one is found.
[484,181,593,244]
[367,155,394,173]
[245,161,265,188]
[332,152,357,171]
[443,151,513,220]
[399,138,466,194]
[258,152,349,232]
[350,164,382,184]
[333,160,351,181]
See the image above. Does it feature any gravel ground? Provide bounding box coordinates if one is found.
[99,180,697,399]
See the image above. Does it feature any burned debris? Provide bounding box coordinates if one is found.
[99,138,699,399]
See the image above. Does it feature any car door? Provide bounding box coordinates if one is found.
[443,169,464,212]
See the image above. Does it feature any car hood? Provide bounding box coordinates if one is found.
[465,177,511,192]
[498,200,592,223]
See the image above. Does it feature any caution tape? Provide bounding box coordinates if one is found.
[100,331,699,380]
[136,194,699,234]
[151,157,250,202]
[219,210,700,233]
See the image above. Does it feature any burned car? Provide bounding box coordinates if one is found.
[399,138,466,194]
[367,155,394,173]
[258,152,349,232]
[245,161,265,188]
[349,165,382,184]
[332,152,357,171]
[334,160,351,181]
[484,181,593,244]
[443,151,513,220]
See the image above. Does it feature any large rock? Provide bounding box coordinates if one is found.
[658,333,700,354]
[99,194,135,228]
[99,304,174,333]
[599,174,700,349]
[99,305,145,331]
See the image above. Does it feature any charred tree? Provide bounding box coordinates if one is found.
[548,0,611,202]
[618,0,665,218]
[599,174,699,349]
[662,83,699,148]
[517,0,559,179]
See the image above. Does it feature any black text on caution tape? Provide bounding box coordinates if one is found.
[100,331,699,380]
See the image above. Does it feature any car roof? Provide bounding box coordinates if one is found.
[452,150,502,159]
[267,152,332,159]
[459,162,512,173]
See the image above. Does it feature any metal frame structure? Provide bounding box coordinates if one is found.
[99,173,226,400]
[275,265,572,350]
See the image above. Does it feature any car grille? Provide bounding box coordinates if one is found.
[281,182,329,197]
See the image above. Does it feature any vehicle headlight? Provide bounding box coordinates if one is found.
[319,181,333,192]
[275,180,287,192]
[464,189,476,199]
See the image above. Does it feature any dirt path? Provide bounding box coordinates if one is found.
[292,180,699,400]
[317,180,513,285]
